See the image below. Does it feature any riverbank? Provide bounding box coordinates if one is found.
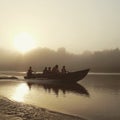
[0,96,86,120]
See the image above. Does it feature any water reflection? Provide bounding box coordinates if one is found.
[26,82,89,97]
[11,83,29,102]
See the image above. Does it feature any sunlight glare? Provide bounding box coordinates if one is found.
[11,83,29,102]
[13,32,37,54]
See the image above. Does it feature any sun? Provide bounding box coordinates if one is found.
[13,32,37,54]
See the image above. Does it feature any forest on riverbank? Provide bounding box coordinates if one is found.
[0,48,120,72]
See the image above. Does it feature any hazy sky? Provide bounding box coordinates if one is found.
[0,0,120,53]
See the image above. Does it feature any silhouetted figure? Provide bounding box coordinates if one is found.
[61,66,67,74]
[52,65,59,74]
[43,67,48,75]
[27,66,33,78]
[48,67,52,74]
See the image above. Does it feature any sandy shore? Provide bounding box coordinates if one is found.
[0,96,86,120]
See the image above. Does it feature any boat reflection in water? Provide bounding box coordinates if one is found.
[26,82,90,97]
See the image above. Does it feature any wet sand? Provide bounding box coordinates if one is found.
[0,96,85,120]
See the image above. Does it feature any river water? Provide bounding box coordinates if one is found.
[0,72,120,120]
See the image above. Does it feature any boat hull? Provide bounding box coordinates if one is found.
[24,69,90,83]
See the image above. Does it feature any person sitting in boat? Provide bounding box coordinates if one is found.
[48,67,52,74]
[43,67,48,75]
[61,66,67,74]
[27,66,33,78]
[52,65,59,74]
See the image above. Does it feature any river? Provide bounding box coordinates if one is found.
[0,72,120,120]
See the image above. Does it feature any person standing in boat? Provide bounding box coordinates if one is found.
[27,66,33,78]
[61,66,67,74]
[52,65,59,74]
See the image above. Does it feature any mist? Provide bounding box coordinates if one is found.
[0,47,120,72]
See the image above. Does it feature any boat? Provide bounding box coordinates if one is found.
[24,69,90,83]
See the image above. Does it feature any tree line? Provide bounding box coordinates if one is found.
[0,47,120,72]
